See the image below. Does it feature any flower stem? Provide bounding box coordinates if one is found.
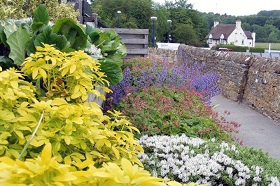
[18,110,45,160]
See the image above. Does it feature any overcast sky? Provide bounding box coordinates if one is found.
[153,0,280,16]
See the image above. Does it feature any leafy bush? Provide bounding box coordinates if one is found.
[138,135,280,185]
[0,45,142,167]
[249,47,265,53]
[115,86,239,141]
[215,44,248,52]
[104,56,221,111]
[0,143,168,185]
[0,0,79,22]
[0,5,125,85]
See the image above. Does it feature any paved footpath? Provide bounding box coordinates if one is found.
[211,95,280,160]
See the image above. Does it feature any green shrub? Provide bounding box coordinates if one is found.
[0,5,125,85]
[249,47,265,53]
[215,44,248,52]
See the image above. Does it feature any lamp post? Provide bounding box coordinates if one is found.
[151,16,157,48]
[167,19,172,43]
[117,10,121,28]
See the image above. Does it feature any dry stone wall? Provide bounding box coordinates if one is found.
[243,58,280,120]
[177,45,252,102]
[148,48,177,63]
[149,44,280,121]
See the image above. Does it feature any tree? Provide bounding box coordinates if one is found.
[242,22,251,31]
[153,3,171,42]
[92,0,153,29]
[172,23,199,45]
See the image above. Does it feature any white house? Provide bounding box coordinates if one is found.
[205,19,256,49]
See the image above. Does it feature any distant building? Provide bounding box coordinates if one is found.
[205,19,256,49]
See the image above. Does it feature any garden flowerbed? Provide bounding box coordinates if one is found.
[104,56,280,185]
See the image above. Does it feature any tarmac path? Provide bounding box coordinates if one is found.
[211,95,280,160]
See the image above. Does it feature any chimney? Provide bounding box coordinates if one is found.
[236,19,241,28]
[214,20,219,27]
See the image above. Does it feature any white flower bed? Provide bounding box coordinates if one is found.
[138,134,280,186]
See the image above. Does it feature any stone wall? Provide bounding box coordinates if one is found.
[243,58,280,120]
[174,44,280,121]
[148,48,177,63]
[177,45,252,102]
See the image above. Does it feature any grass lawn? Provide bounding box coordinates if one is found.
[255,42,280,50]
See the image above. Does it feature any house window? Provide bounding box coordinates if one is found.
[208,39,212,44]
[242,40,244,45]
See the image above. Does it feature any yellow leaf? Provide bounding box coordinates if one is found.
[64,136,72,145]
[112,146,120,159]
[60,67,68,77]
[50,57,57,66]
[14,130,24,139]
[64,155,72,165]
[32,67,39,79]
[0,109,15,121]
[132,177,164,186]
[0,157,15,165]
[80,86,87,95]
[41,143,52,164]
[103,86,112,93]
[92,171,113,178]
[51,98,68,106]
[70,64,76,74]
[30,138,46,147]
[71,91,82,99]
[104,139,111,148]
[39,68,47,80]
[7,149,19,159]
[17,114,37,122]
[167,181,183,186]
[73,85,80,94]
[53,172,77,182]
[121,158,133,172]
[72,117,83,124]
[10,81,18,89]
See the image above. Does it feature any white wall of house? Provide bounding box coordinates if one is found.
[206,20,255,48]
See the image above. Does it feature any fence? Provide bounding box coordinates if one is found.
[105,28,149,58]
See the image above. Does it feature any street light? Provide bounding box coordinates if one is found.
[167,19,172,43]
[117,10,121,28]
[151,16,157,48]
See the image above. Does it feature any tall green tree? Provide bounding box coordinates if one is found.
[152,3,171,42]
[92,0,153,29]
[172,23,198,45]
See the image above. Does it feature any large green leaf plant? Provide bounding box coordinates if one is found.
[0,4,126,85]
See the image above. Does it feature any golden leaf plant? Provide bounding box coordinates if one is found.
[0,44,174,185]
[0,0,79,22]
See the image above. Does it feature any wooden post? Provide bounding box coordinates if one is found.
[78,0,83,23]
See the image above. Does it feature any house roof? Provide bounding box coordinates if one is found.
[244,31,253,39]
[205,24,236,39]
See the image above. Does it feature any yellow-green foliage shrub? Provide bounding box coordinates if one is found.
[0,44,142,168]
[0,143,165,185]
[0,0,79,22]
[0,45,202,185]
